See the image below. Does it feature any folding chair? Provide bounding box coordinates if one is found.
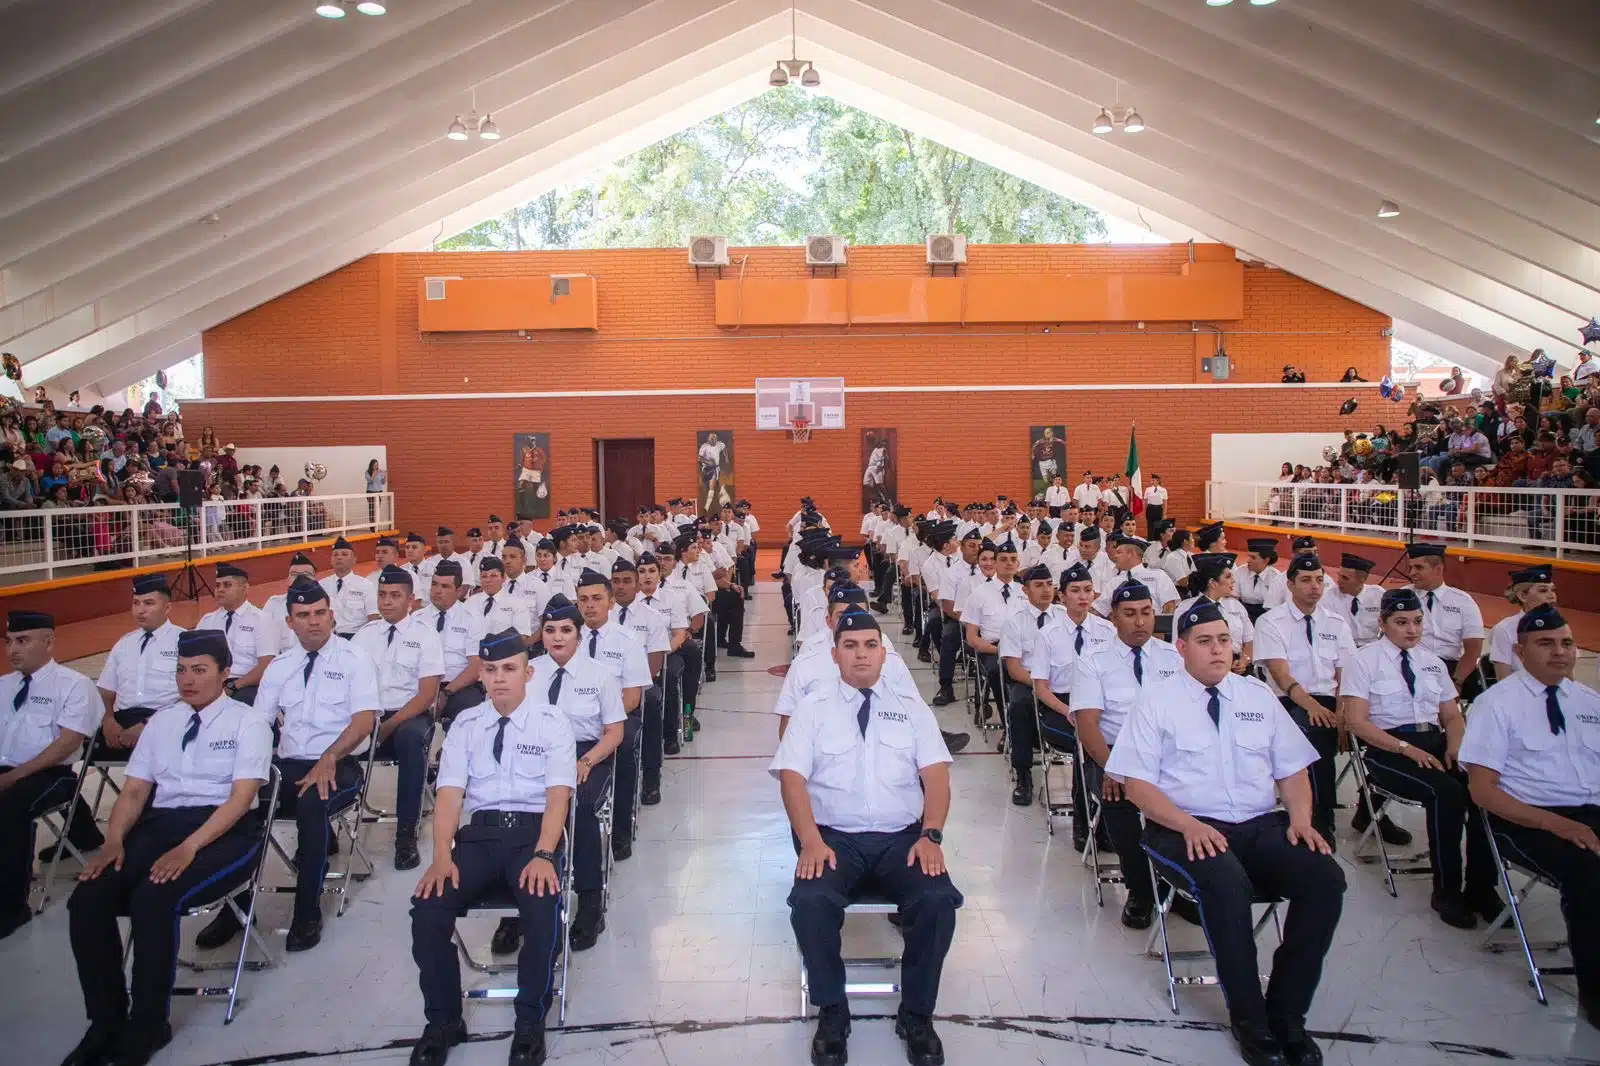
[1077,746,1122,906]
[1480,811,1575,1005]
[357,716,436,828]
[1143,848,1282,1015]
[1347,737,1432,897]
[166,767,284,1023]
[453,800,579,1024]
[797,894,902,1016]
[30,741,93,913]
[1033,696,1074,834]
[969,650,999,742]
[594,760,620,915]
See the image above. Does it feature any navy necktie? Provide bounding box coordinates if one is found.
[588,631,598,658]
[1400,648,1416,696]
[181,711,202,750]
[436,612,446,633]
[303,649,318,686]
[1074,625,1084,654]
[541,571,549,583]
[492,715,511,763]
[548,666,565,704]
[1350,596,1359,616]
[139,630,154,655]
[225,610,235,632]
[1545,685,1566,736]
[1205,685,1221,728]
[1036,611,1047,629]
[1001,585,1011,603]
[387,624,397,647]
[1132,645,1144,685]
[508,579,517,594]
[483,595,494,616]
[1303,613,1314,647]
[12,673,30,711]
[857,688,872,736]
[1426,590,1436,612]
[619,605,629,626]
[336,576,343,594]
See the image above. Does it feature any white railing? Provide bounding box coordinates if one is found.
[1207,481,1600,559]
[0,493,394,582]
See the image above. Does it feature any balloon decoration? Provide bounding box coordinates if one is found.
[1339,398,1358,415]
[304,462,328,481]
[1321,445,1339,464]
[155,369,168,391]
[1378,375,1394,399]
[33,387,47,404]
[0,396,20,421]
[1353,438,1374,457]
[1581,318,1600,347]
[1,353,20,383]
[80,424,109,455]
[1392,384,1405,403]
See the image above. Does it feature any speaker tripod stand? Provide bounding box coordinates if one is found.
[1378,450,1423,587]
[170,515,213,603]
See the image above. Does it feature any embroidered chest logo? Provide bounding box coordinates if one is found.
[322,670,345,682]
[209,739,237,751]
[515,742,548,756]
[1156,667,1178,679]
[402,640,422,651]
[1234,711,1266,723]
[877,710,910,723]
[1576,713,1600,727]
[572,686,599,697]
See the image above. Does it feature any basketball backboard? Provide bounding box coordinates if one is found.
[755,377,845,430]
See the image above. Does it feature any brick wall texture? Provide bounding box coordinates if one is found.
[190,244,1390,535]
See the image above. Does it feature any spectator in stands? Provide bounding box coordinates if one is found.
[1575,349,1599,388]
[1281,365,1306,383]
[1567,470,1600,544]
[1491,436,1531,486]
[1424,418,1493,479]
[0,459,37,510]
[45,412,71,450]
[39,458,70,497]
[1340,366,1367,382]
[1439,366,1466,395]
[153,458,182,502]
[1278,462,1294,482]
[1491,355,1522,399]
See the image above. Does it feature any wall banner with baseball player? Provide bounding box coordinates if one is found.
[861,428,898,512]
[1030,425,1066,500]
[513,432,551,520]
[696,430,735,514]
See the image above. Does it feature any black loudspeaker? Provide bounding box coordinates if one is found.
[177,469,205,509]
[1396,451,1421,492]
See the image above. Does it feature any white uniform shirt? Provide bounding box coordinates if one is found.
[963,577,1027,642]
[350,614,445,713]
[1143,485,1168,508]
[1106,671,1320,822]
[436,699,577,816]
[1161,550,1194,591]
[1173,595,1255,650]
[1087,551,1118,592]
[256,638,381,761]
[998,603,1065,664]
[1340,638,1457,729]
[468,590,534,638]
[579,622,652,691]
[261,593,298,655]
[1234,564,1288,609]
[919,551,951,601]
[658,575,711,625]
[1459,672,1600,808]
[1253,601,1356,696]
[0,660,100,767]
[1092,567,1180,617]
[1027,614,1117,694]
[421,551,479,590]
[98,621,185,711]
[674,560,717,598]
[413,601,486,684]
[480,539,507,561]
[769,677,952,833]
[1332,584,1386,646]
[774,630,915,718]
[197,602,272,680]
[639,589,691,632]
[1489,611,1523,671]
[1411,584,1485,662]
[1071,637,1183,744]
[528,653,626,743]
[461,549,495,581]
[125,697,273,809]
[320,572,378,635]
[611,599,670,657]
[940,560,982,610]
[1045,485,1071,508]
[1073,483,1101,510]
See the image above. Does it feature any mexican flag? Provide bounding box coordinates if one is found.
[1125,426,1144,515]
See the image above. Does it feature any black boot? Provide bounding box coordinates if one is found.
[1431,890,1478,930]
[664,737,681,756]
[58,1022,121,1066]
[194,903,244,949]
[642,785,662,806]
[491,916,522,955]
[394,832,421,871]
[727,644,756,659]
[286,915,323,952]
[1011,770,1033,807]
[810,1003,850,1066]
[0,904,32,941]
[1465,886,1506,925]
[895,1009,945,1066]
[1230,1020,1287,1066]
[1270,1017,1324,1066]
[941,731,969,754]
[570,891,605,951]
[1120,894,1154,930]
[508,1022,547,1066]
[408,1018,467,1066]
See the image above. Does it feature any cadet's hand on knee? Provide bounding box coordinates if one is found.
[575,758,592,786]
[1552,818,1600,854]
[908,839,945,877]
[1102,777,1124,802]
[299,755,338,800]
[148,841,197,883]
[1287,821,1333,855]
[796,839,836,880]
[520,856,559,896]
[80,842,125,881]
[1306,705,1339,729]
[1183,821,1229,861]
[414,860,459,899]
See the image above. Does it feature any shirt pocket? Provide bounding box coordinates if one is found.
[1232,727,1276,780]
[875,722,920,778]
[1104,685,1138,714]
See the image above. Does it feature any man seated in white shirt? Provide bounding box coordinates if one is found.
[197,563,273,705]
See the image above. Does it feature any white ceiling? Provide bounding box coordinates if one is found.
[0,0,1595,394]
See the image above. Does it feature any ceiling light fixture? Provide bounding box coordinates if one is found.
[355,0,386,12]
[446,88,501,142]
[770,4,820,89]
[1248,0,1278,5]
[1091,104,1146,135]
[1205,0,1234,6]
[1376,199,1400,219]
[315,1,347,16]
[446,117,468,141]
[1092,108,1114,134]
[478,115,500,140]
[1121,109,1145,133]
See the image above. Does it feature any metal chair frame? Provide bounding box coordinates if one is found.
[1144,849,1283,1016]
[452,799,580,1025]
[30,739,94,913]
[1347,736,1433,897]
[1077,741,1123,906]
[1480,811,1575,1006]
[797,895,902,1017]
[1033,694,1074,833]
[358,714,437,827]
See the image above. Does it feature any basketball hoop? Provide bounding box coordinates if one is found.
[790,418,811,444]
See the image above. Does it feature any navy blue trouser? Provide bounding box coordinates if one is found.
[1490,806,1600,1002]
[0,764,78,912]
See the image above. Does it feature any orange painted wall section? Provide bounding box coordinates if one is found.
[716,261,1243,326]
[416,276,599,332]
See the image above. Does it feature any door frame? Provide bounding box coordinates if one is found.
[593,437,656,525]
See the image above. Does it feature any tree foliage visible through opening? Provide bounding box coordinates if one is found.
[438,89,1105,251]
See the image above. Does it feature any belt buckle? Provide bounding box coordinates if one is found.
[498,811,520,829]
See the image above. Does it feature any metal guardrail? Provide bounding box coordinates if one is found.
[0,493,395,582]
[1207,481,1600,560]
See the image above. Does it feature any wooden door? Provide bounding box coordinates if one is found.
[596,439,655,524]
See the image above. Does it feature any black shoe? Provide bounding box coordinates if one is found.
[642,787,662,806]
[941,731,969,754]
[917,649,932,664]
[1231,1021,1287,1066]
[901,625,915,635]
[1071,828,1089,853]
[194,904,243,950]
[0,904,32,941]
[1011,774,1033,807]
[1169,894,1203,927]
[706,667,718,683]
[1120,895,1155,930]
[408,1019,467,1066]
[1352,806,1414,848]
[286,916,323,952]
[1270,1019,1323,1066]
[894,1010,945,1066]
[664,738,681,756]
[930,689,957,707]
[571,893,605,952]
[508,1023,546,1066]
[1465,887,1506,925]
[1431,890,1478,930]
[810,1003,850,1066]
[58,1022,121,1066]
[103,1022,172,1066]
[395,833,421,871]
[1582,994,1600,1031]
[613,837,633,861]
[727,645,756,659]
[491,916,522,955]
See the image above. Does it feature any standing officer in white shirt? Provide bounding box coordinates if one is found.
[415,561,487,727]
[482,514,508,559]
[402,533,430,585]
[353,566,444,872]
[574,569,650,860]
[197,563,272,705]
[462,527,491,585]
[193,579,379,953]
[1070,583,1174,927]
[930,530,979,708]
[1045,476,1071,517]
[610,558,670,805]
[1141,474,1167,534]
[1073,471,1100,513]
[639,547,702,752]
[409,629,575,1066]
[321,536,378,639]
[264,554,320,655]
[1092,535,1179,618]
[469,557,534,644]
[1234,539,1288,622]
[1489,566,1558,680]
[1460,605,1600,1030]
[61,630,272,1066]
[1332,554,1383,647]
[1405,543,1487,705]
[1079,527,1117,592]
[1109,599,1345,1066]
[772,609,961,1066]
[1001,564,1062,801]
[0,611,99,939]
[1253,554,1356,847]
[1341,589,1500,929]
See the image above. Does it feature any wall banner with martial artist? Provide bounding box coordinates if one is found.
[513,432,551,520]
[1030,425,1066,499]
[861,428,897,512]
[697,430,735,514]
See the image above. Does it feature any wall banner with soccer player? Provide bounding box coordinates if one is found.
[696,430,734,514]
[861,428,898,512]
[1030,425,1067,500]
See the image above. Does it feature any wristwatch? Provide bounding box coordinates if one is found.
[533,849,558,864]
[1395,740,1410,752]
[921,828,943,846]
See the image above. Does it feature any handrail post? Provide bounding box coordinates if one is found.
[1555,491,1566,559]
[43,511,54,581]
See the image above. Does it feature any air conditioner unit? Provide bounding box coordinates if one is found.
[805,235,847,266]
[688,235,729,267]
[926,234,967,265]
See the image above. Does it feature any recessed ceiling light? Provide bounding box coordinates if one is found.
[1377,199,1400,219]
[315,1,346,17]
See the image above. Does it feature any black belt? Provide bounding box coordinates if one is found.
[1387,723,1440,735]
[470,809,543,828]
